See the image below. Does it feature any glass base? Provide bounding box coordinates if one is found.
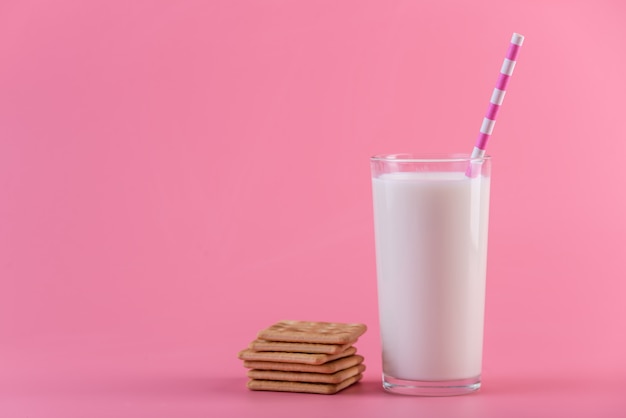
[382,374,481,396]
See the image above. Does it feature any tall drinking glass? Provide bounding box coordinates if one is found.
[370,153,491,396]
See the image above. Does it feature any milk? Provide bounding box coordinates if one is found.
[372,171,490,382]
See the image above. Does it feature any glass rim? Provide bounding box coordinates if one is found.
[370,153,492,163]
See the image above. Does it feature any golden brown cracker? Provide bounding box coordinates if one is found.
[257,321,367,345]
[249,339,351,355]
[242,354,364,374]
[238,346,356,365]
[247,373,362,394]
[247,364,365,384]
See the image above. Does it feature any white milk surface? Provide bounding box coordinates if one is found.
[372,171,490,381]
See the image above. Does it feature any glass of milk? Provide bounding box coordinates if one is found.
[371,153,491,396]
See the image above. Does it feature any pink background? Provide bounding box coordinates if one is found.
[1,0,625,416]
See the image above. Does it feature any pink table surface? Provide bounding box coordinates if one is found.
[2,333,625,418]
[2,1,626,417]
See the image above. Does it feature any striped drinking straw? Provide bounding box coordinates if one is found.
[469,33,525,166]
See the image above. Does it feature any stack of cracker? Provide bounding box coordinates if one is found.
[238,320,367,395]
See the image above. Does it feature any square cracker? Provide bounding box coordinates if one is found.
[248,364,365,384]
[249,339,351,355]
[242,354,364,374]
[238,346,356,365]
[257,321,367,345]
[247,373,362,395]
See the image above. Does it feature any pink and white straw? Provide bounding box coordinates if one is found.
[470,33,525,160]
